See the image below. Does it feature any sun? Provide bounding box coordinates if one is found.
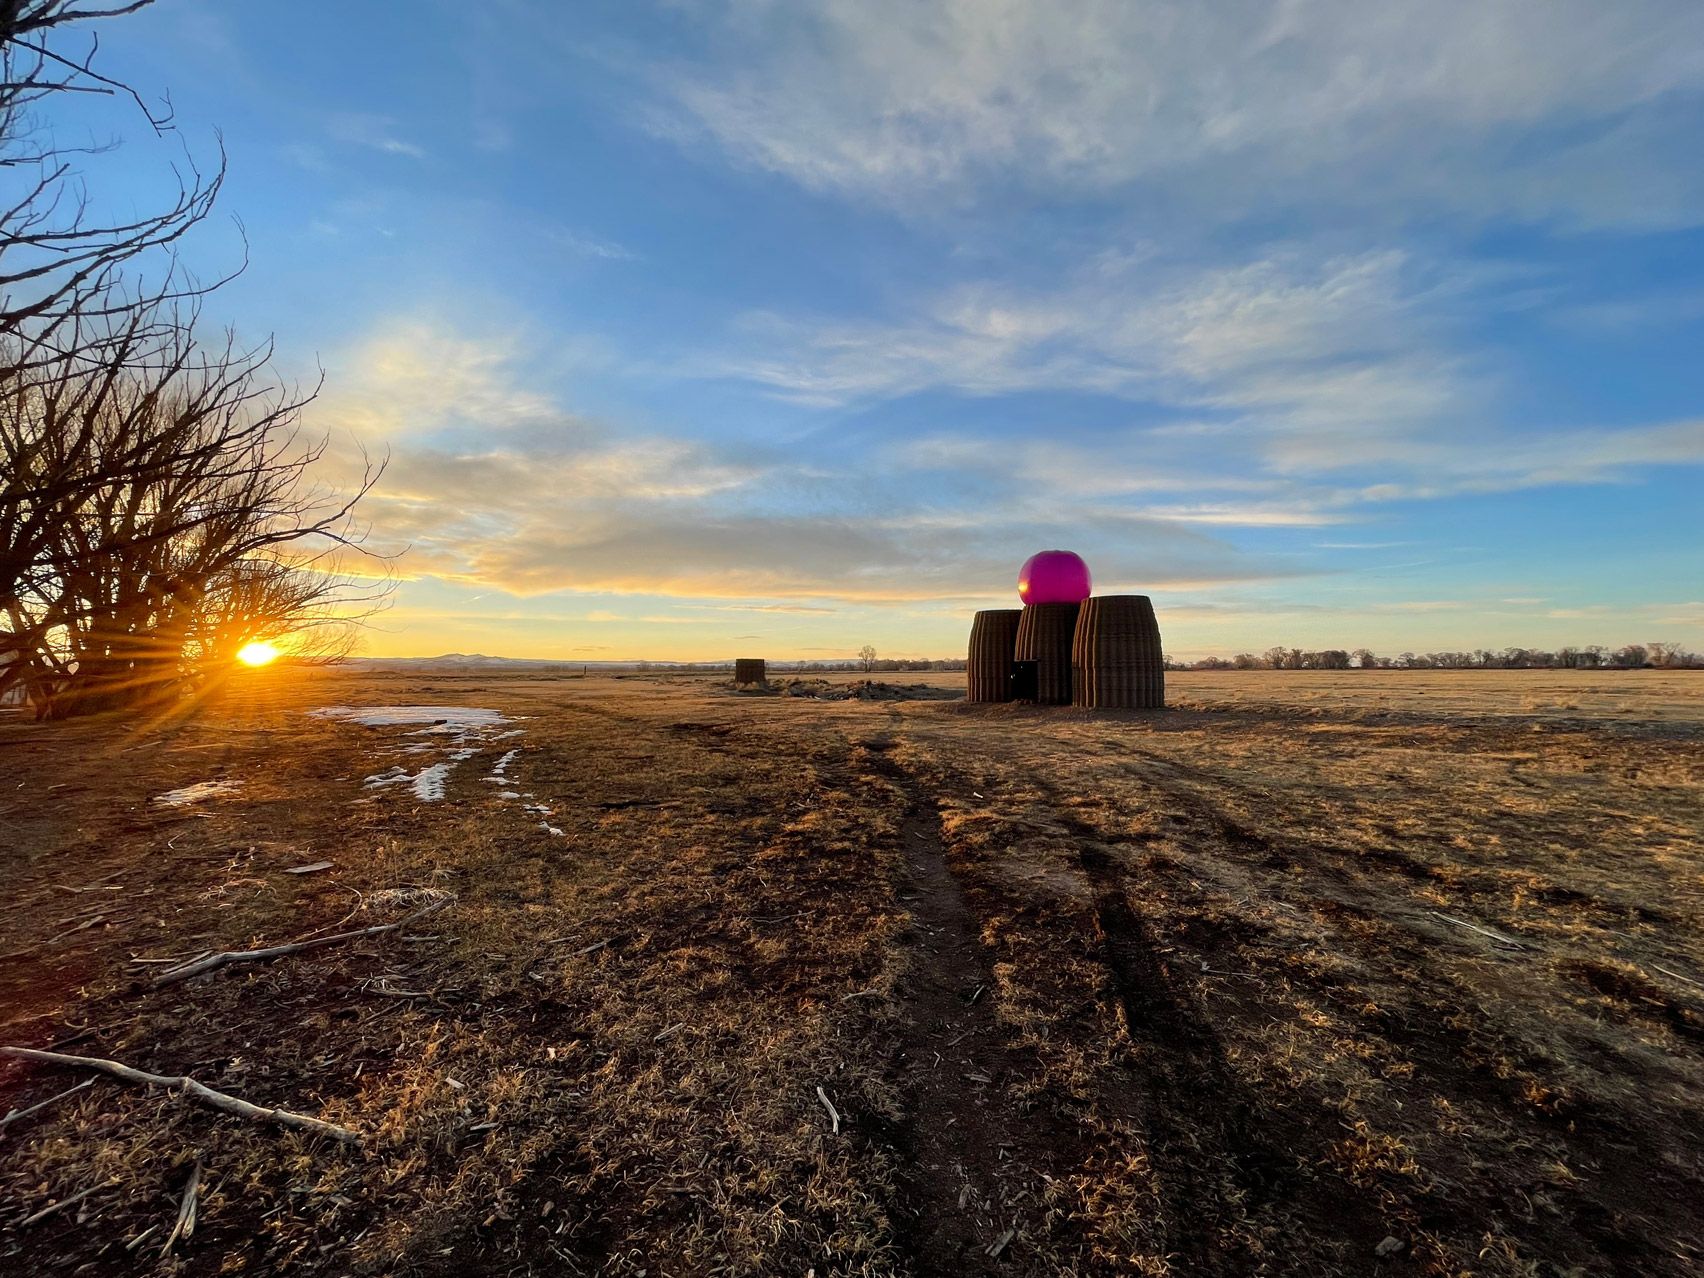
[236,640,281,667]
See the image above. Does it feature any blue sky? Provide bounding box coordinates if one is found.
[49,0,1704,659]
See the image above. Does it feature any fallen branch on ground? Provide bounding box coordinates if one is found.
[151,900,449,987]
[0,1047,360,1144]
[1,1077,94,1128]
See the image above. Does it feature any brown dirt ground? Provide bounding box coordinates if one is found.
[1,667,1701,1276]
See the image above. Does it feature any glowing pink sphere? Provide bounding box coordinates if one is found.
[1018,550,1091,606]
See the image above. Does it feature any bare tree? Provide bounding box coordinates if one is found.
[3,329,386,716]
[0,4,392,716]
[857,644,876,673]
[1,1,235,370]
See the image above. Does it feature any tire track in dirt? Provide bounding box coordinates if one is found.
[863,744,1060,1275]
[1036,785,1415,1275]
[1042,752,1701,1275]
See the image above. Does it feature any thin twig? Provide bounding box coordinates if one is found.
[18,1181,116,1227]
[1651,963,1704,992]
[151,900,447,987]
[0,1047,360,1144]
[815,1085,840,1135]
[0,1077,94,1127]
[1428,912,1528,950]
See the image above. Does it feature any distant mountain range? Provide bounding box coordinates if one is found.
[347,653,705,670]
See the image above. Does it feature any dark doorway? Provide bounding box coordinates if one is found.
[1010,660,1038,701]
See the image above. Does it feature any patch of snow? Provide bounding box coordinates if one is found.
[411,763,452,802]
[498,790,521,799]
[492,728,525,740]
[153,780,242,806]
[540,822,565,837]
[489,749,520,776]
[364,767,410,789]
[311,705,511,730]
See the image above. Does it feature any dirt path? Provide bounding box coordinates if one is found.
[868,744,1066,1274]
[886,787,1016,1270]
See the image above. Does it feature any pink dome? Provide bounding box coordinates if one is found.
[1018,550,1091,606]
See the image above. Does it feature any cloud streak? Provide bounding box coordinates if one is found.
[640,0,1704,229]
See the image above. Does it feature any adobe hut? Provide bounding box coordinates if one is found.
[1014,602,1079,705]
[1072,595,1164,709]
[966,609,1021,702]
[964,553,1167,711]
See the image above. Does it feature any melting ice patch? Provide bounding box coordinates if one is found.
[318,704,514,804]
[311,706,511,730]
[153,780,242,806]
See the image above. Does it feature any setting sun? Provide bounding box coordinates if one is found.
[236,641,281,667]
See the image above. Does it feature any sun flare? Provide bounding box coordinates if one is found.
[236,640,281,667]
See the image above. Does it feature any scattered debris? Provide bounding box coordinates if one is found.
[777,678,961,702]
[364,887,457,913]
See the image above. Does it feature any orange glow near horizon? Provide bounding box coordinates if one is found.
[237,641,282,667]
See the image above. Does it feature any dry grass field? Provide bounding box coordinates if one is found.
[2,668,1701,1276]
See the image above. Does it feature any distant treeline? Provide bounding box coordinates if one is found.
[622,659,969,674]
[1169,643,1701,671]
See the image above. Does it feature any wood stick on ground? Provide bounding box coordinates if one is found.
[151,901,449,987]
[161,1157,202,1256]
[0,1047,360,1144]
[815,1085,840,1135]
[0,1077,94,1128]
[18,1181,116,1227]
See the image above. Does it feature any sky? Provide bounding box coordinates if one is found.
[42,0,1704,660]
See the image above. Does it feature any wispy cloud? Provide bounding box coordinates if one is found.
[311,318,1297,602]
[708,246,1704,501]
[327,112,428,160]
[548,227,641,261]
[642,1,1704,227]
